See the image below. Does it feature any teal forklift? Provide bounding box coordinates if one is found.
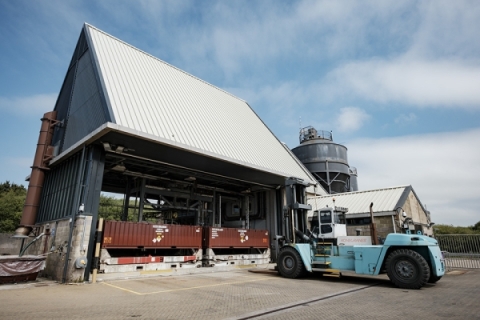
[275,178,445,289]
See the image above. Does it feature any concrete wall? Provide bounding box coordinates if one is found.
[18,215,93,283]
[403,191,434,236]
[0,233,23,255]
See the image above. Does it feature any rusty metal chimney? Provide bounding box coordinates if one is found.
[13,111,57,238]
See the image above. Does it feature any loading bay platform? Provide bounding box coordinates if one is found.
[0,267,478,319]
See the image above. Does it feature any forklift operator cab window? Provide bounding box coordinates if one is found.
[335,213,345,224]
[320,211,332,224]
[319,211,333,234]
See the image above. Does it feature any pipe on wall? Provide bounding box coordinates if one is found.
[14,111,57,238]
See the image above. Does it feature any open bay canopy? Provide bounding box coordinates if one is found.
[50,23,321,190]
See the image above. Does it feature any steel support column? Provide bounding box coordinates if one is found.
[122,176,131,221]
[81,145,105,282]
[244,195,250,229]
[137,178,146,222]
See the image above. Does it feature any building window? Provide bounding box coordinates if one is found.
[347,218,372,225]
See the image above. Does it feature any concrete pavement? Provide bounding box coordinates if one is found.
[0,267,478,319]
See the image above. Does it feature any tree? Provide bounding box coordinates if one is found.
[98,195,124,220]
[0,181,27,233]
[434,224,480,235]
[472,221,480,231]
[0,181,138,233]
[98,195,139,221]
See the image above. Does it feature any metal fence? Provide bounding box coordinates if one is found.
[435,234,480,269]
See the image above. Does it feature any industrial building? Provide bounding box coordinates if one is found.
[12,23,434,284]
[14,23,327,283]
[308,185,435,239]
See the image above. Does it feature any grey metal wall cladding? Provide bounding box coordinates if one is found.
[36,151,83,222]
[52,30,89,151]
[69,51,98,114]
[36,146,105,225]
[68,29,89,71]
[52,63,76,150]
[62,50,107,151]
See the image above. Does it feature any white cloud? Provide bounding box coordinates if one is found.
[335,107,370,133]
[0,94,57,116]
[227,82,315,127]
[134,0,421,80]
[328,58,480,108]
[347,128,480,226]
[320,1,480,109]
[408,0,480,59]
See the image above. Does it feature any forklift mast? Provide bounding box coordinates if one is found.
[283,177,312,244]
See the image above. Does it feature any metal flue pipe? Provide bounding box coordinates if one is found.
[14,111,57,238]
[369,202,379,245]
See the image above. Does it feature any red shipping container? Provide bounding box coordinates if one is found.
[204,227,270,249]
[102,221,202,249]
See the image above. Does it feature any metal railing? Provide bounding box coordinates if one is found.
[299,126,333,144]
[435,234,480,269]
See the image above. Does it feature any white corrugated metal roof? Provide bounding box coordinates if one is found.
[308,186,410,214]
[85,24,321,188]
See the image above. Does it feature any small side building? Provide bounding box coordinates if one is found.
[308,185,435,239]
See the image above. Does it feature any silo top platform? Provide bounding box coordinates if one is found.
[299,126,333,144]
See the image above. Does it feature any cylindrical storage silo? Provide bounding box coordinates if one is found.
[292,127,354,194]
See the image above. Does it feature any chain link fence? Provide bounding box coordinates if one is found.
[435,234,480,270]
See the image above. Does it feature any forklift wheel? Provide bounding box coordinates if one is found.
[386,249,430,289]
[277,246,306,279]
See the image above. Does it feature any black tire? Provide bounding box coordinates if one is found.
[428,274,442,283]
[277,246,306,279]
[385,249,430,289]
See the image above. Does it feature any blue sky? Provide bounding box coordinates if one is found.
[0,0,479,226]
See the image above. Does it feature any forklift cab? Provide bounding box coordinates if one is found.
[311,207,348,238]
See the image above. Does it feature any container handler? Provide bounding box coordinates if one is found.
[275,178,445,289]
